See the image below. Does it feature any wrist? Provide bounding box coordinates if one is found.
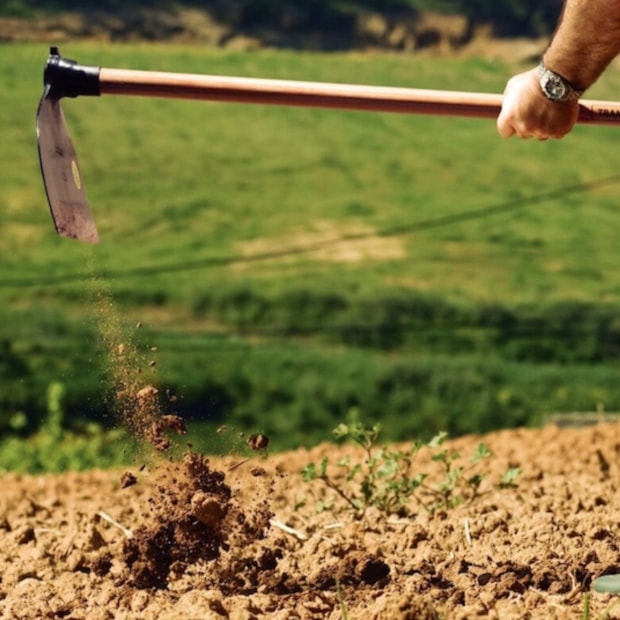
[537,61,585,103]
[541,49,591,91]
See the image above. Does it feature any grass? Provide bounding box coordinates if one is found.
[5,43,620,302]
[2,42,620,465]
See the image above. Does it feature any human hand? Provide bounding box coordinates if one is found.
[496,68,580,140]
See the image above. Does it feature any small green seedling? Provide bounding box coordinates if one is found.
[500,466,523,489]
[583,583,620,620]
[426,432,491,511]
[302,421,430,517]
[302,422,520,519]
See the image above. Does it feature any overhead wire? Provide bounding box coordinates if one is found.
[1,172,620,289]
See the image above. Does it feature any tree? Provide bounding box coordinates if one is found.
[458,0,563,37]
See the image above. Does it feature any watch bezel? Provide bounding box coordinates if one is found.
[542,73,568,100]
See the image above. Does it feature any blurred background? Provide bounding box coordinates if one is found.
[3,0,620,471]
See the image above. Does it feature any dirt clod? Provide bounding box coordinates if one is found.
[144,414,188,452]
[247,433,270,451]
[136,385,158,403]
[12,525,35,545]
[121,451,272,590]
[191,491,227,526]
[120,471,137,489]
[90,552,113,577]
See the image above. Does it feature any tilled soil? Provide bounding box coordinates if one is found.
[2,422,620,619]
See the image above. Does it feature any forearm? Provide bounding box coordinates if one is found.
[544,0,620,90]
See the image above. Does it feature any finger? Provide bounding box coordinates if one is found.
[496,115,516,139]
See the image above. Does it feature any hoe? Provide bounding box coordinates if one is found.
[37,47,620,244]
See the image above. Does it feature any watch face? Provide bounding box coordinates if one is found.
[543,74,567,101]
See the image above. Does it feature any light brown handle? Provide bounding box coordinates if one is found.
[99,68,620,125]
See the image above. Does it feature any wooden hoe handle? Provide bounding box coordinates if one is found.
[99,68,620,126]
[43,48,620,125]
[38,47,620,245]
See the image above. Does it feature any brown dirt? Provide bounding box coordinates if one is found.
[3,422,620,619]
[3,11,617,617]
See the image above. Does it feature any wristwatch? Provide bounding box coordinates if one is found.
[537,62,584,102]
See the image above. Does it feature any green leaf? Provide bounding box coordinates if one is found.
[471,442,491,463]
[301,463,317,482]
[333,424,350,440]
[428,431,448,448]
[337,455,351,468]
[318,456,329,477]
[378,458,398,479]
[346,463,362,481]
[500,467,522,488]
[431,450,448,463]
[467,473,484,488]
[369,422,383,440]
[409,472,427,489]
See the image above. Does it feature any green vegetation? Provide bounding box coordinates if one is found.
[0,381,137,473]
[301,420,521,517]
[2,43,620,470]
[0,0,564,38]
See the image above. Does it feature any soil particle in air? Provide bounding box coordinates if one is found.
[120,471,137,489]
[247,433,270,451]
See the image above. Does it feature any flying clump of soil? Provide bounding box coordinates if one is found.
[99,320,276,592]
[122,451,274,590]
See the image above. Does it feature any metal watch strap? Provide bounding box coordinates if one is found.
[537,62,584,102]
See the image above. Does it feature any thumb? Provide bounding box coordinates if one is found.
[496,109,516,138]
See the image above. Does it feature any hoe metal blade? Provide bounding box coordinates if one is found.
[36,84,99,243]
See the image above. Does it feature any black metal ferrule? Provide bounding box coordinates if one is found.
[44,46,101,99]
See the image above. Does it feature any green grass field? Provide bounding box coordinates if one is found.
[2,42,620,469]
